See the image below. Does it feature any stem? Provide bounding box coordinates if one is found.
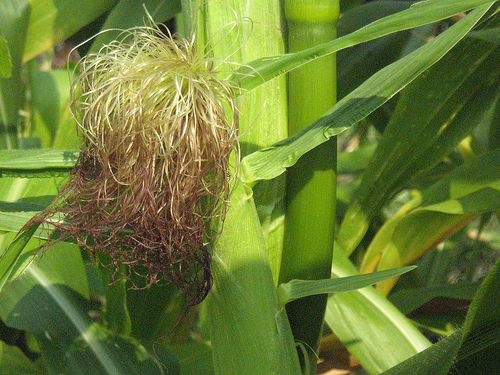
[279,0,339,372]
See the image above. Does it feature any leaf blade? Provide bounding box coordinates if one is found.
[240,4,493,184]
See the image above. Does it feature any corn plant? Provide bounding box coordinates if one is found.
[1,0,500,374]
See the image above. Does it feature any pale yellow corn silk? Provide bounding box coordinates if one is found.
[23,25,239,305]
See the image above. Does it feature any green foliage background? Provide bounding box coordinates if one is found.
[1,0,500,374]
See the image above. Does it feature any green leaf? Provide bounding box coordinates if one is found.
[325,246,430,374]
[168,342,214,375]
[420,149,500,214]
[0,223,40,291]
[337,1,413,99]
[102,267,131,337]
[22,0,116,62]
[361,149,500,294]
[27,62,75,148]
[207,182,301,375]
[127,283,185,344]
[277,266,415,306]
[469,27,500,43]
[455,255,500,372]
[235,0,496,90]
[43,324,180,375]
[0,150,77,176]
[337,144,376,174]
[367,211,477,295]
[239,4,493,185]
[346,33,500,222]
[0,175,66,289]
[338,12,500,256]
[0,36,12,78]
[0,241,178,374]
[37,322,180,375]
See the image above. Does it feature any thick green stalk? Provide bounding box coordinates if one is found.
[278,0,339,371]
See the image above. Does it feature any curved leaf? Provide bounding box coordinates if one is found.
[0,341,45,375]
[22,0,116,62]
[235,0,496,90]
[0,0,30,149]
[277,266,415,306]
[325,246,430,375]
[421,149,500,214]
[239,4,493,184]
[0,150,77,176]
[0,242,177,374]
[362,149,500,293]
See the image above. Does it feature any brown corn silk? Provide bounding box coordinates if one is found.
[24,26,238,305]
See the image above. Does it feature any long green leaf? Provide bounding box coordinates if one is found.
[389,283,480,315]
[167,342,213,375]
[0,223,40,291]
[455,253,500,371]
[420,148,500,214]
[0,149,79,173]
[339,19,500,256]
[207,182,301,375]
[27,64,76,148]
[235,0,496,90]
[362,149,500,293]
[0,341,45,375]
[380,329,463,375]
[277,266,415,306]
[325,246,430,375]
[127,283,185,344]
[0,173,68,291]
[336,1,413,99]
[0,241,177,374]
[239,4,493,185]
[22,0,116,62]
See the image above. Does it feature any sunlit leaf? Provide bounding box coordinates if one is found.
[325,246,430,374]
[0,150,77,177]
[235,0,495,90]
[240,5,492,184]
[277,266,415,306]
[22,0,116,62]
